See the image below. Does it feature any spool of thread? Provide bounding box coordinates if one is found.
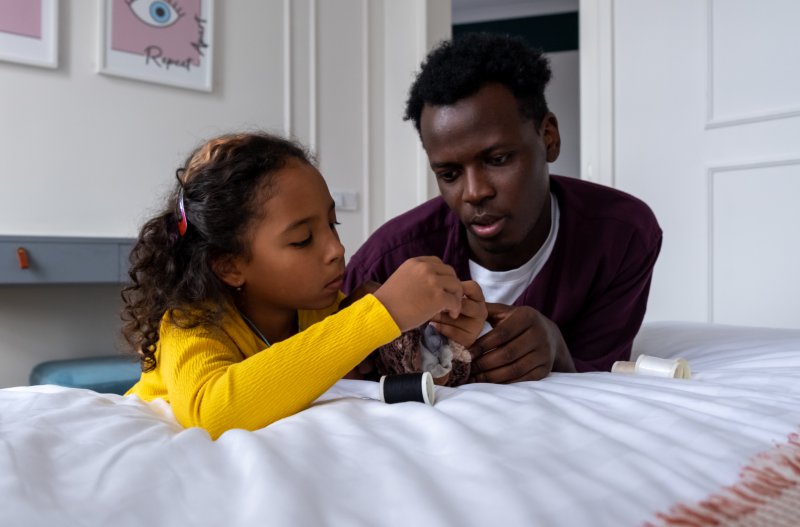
[612,355,691,379]
[379,372,435,405]
[611,360,636,374]
[637,355,691,379]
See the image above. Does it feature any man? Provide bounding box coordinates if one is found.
[344,33,662,382]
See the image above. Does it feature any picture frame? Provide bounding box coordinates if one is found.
[98,0,214,92]
[0,0,58,68]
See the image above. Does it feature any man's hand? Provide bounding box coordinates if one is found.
[430,280,487,348]
[468,303,575,383]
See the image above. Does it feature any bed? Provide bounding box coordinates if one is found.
[2,321,799,526]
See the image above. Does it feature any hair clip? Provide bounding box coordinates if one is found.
[177,190,188,236]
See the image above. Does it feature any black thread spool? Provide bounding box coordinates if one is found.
[379,372,435,405]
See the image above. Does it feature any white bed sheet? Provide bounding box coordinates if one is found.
[1,322,799,527]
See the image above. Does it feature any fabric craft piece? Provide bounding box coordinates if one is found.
[373,324,472,386]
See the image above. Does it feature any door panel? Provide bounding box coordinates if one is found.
[613,0,800,328]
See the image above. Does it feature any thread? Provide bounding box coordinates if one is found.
[379,372,435,405]
[612,355,692,379]
[611,361,636,374]
[636,355,691,379]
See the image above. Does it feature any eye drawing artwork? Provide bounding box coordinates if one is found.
[0,0,58,68]
[99,0,214,91]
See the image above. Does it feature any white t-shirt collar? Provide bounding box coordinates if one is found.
[468,192,560,306]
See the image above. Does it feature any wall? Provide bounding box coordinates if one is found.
[0,1,288,238]
[544,49,579,179]
[0,0,451,387]
[0,0,286,388]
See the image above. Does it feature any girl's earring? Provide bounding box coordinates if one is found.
[236,284,243,292]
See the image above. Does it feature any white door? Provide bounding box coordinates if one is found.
[583,0,800,329]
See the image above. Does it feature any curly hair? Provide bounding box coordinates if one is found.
[404,33,552,133]
[121,132,312,372]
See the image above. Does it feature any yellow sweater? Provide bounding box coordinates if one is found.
[126,294,399,439]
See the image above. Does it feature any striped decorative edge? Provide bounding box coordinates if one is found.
[645,430,800,527]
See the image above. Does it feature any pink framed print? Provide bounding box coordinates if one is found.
[0,0,58,68]
[98,0,214,91]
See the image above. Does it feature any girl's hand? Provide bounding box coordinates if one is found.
[430,280,487,348]
[374,256,463,332]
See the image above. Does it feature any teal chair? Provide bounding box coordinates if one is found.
[29,356,141,395]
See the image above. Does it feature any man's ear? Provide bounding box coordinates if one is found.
[540,112,561,163]
[211,255,245,289]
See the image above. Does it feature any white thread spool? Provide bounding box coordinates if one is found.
[611,361,636,374]
[635,355,691,379]
[612,355,691,379]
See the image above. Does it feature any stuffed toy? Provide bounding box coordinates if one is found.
[340,281,473,386]
[373,323,472,387]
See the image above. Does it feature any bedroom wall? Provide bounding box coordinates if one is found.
[0,0,451,388]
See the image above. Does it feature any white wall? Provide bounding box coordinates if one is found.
[0,0,451,387]
[0,0,286,388]
[545,50,580,178]
[0,1,288,238]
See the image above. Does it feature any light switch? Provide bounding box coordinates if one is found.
[331,190,359,212]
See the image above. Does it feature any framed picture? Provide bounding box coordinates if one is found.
[0,0,58,68]
[98,0,214,92]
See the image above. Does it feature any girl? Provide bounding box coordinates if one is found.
[122,132,485,439]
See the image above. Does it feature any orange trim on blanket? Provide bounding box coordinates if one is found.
[645,432,800,527]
